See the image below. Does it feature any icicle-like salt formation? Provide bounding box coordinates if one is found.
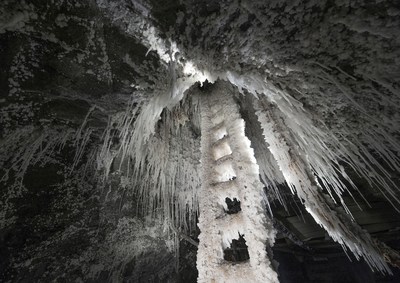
[197,81,278,283]
[97,90,203,230]
[0,126,87,231]
[91,14,214,228]
[76,12,400,272]
[240,94,288,212]
[224,71,400,212]
[0,127,75,185]
[253,97,392,274]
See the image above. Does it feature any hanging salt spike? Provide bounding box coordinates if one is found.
[96,91,202,230]
[197,81,278,283]
[253,97,392,274]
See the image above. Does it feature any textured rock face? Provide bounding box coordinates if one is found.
[174,0,400,141]
[0,1,177,282]
[1,0,400,282]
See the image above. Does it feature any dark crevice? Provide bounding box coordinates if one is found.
[225,197,241,214]
[223,233,250,262]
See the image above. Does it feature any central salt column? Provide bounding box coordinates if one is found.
[197,81,278,283]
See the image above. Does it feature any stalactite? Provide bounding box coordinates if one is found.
[224,71,400,212]
[240,94,288,212]
[253,97,392,274]
[97,90,203,230]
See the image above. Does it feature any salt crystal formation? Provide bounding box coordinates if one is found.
[1,0,400,281]
[197,81,278,283]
